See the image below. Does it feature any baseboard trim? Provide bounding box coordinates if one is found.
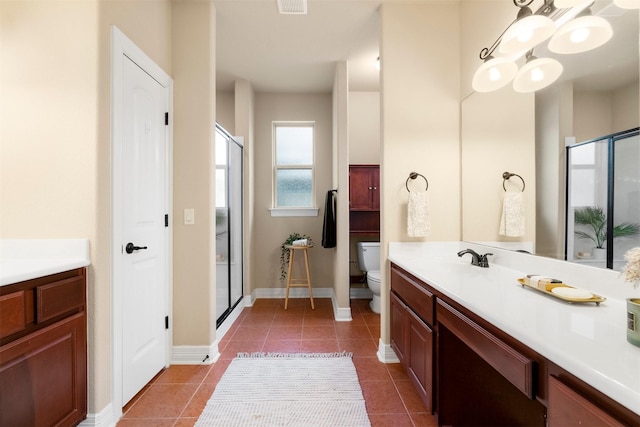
[216,301,245,341]
[377,338,400,363]
[332,294,353,321]
[252,286,334,299]
[78,403,118,427]
[172,344,219,365]
[350,287,373,299]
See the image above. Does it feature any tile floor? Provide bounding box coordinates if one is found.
[117,298,438,426]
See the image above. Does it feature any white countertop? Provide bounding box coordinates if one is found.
[388,241,640,417]
[0,239,91,286]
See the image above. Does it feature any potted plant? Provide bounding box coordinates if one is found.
[280,232,314,281]
[574,207,639,258]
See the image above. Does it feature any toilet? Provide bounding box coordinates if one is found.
[357,241,381,314]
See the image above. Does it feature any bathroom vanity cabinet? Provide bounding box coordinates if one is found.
[349,165,380,234]
[390,262,640,426]
[390,266,434,412]
[0,268,87,427]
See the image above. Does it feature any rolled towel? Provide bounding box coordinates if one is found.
[499,190,525,237]
[408,191,431,238]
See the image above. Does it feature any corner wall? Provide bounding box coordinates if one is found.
[333,62,351,312]
[171,0,217,347]
[379,2,461,343]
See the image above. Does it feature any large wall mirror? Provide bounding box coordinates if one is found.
[461,0,639,270]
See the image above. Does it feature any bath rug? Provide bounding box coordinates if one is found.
[195,352,371,426]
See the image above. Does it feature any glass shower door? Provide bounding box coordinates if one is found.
[215,124,243,327]
[613,132,640,270]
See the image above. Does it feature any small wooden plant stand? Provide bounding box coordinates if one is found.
[284,245,314,310]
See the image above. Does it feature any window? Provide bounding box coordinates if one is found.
[271,122,317,216]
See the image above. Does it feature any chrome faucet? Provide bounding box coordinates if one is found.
[457,249,493,268]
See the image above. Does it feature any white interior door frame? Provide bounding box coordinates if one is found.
[110,25,173,419]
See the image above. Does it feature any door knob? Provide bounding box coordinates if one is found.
[125,242,148,254]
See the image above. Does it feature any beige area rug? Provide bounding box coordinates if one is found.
[195,352,371,427]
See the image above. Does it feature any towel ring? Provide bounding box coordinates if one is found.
[406,172,429,192]
[502,172,525,192]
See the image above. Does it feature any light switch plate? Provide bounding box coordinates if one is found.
[184,208,195,225]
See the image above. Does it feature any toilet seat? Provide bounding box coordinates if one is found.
[365,270,381,314]
[367,270,381,283]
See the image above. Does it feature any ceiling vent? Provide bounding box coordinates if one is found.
[277,0,307,15]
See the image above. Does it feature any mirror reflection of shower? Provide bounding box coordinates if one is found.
[566,128,640,270]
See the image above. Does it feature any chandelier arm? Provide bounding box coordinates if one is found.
[513,0,535,7]
[479,18,518,60]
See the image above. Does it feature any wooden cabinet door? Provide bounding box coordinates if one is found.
[390,291,408,366]
[349,166,375,210]
[548,376,626,427]
[0,313,87,427]
[371,166,380,210]
[407,308,433,412]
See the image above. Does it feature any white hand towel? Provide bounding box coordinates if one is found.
[499,190,525,237]
[408,191,431,238]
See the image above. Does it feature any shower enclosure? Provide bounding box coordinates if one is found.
[566,127,640,270]
[215,124,243,327]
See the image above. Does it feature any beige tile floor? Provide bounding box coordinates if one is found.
[117,298,437,426]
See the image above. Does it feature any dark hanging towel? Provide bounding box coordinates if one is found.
[322,190,337,248]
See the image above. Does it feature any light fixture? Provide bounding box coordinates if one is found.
[376,56,380,71]
[276,0,307,15]
[614,0,640,10]
[472,57,519,92]
[548,9,612,54]
[513,51,563,92]
[499,6,556,54]
[472,0,612,93]
[553,0,589,7]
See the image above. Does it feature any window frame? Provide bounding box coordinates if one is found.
[270,121,318,217]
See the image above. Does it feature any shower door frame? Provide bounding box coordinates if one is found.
[215,123,244,328]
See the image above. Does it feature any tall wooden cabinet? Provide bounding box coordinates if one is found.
[0,268,87,427]
[349,165,380,234]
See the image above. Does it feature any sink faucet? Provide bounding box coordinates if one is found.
[457,249,493,268]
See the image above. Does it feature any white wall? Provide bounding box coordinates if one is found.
[380,1,461,344]
[216,90,235,132]
[333,63,351,311]
[574,82,639,142]
[0,0,180,416]
[1,0,220,416]
[234,80,256,301]
[171,0,217,348]
[349,91,380,164]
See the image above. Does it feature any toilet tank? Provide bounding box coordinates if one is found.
[357,241,380,272]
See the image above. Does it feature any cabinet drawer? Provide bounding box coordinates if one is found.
[37,276,85,323]
[0,291,26,339]
[391,266,434,325]
[437,299,535,399]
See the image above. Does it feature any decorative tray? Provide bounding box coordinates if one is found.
[517,278,606,306]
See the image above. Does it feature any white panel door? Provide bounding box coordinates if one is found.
[121,55,168,404]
